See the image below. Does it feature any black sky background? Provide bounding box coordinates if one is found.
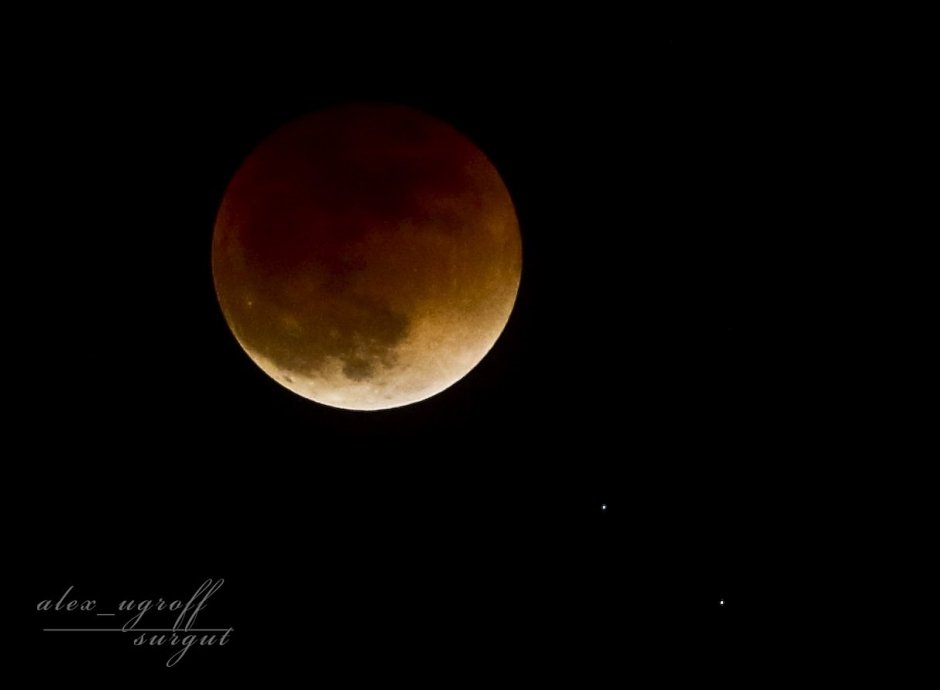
[5,14,859,682]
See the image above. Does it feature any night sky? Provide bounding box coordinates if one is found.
[8,14,840,682]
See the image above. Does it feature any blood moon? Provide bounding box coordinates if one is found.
[211,104,522,410]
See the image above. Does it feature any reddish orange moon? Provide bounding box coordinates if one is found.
[211,104,522,410]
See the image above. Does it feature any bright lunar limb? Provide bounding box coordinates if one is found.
[212,104,522,410]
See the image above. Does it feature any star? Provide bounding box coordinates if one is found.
[720,599,725,606]
[601,504,607,511]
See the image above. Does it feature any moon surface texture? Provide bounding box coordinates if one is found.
[212,104,522,410]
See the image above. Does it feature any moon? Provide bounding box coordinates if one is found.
[211,104,522,410]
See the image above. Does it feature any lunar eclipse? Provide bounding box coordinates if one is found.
[212,104,522,410]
